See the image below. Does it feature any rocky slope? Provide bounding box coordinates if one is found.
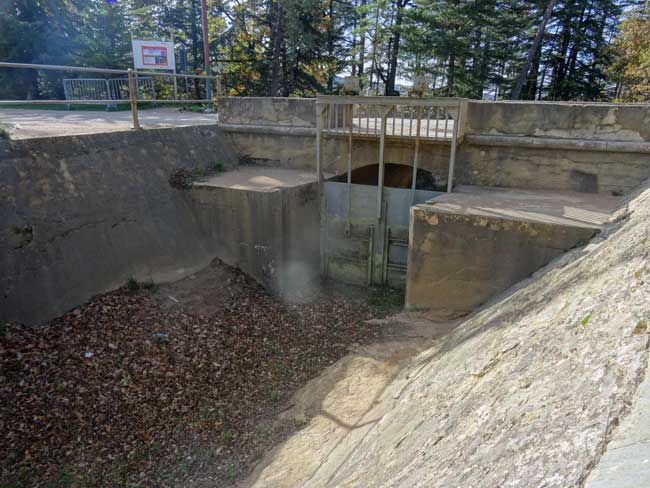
[248,179,650,487]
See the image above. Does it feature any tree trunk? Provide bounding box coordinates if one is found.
[190,0,201,98]
[523,43,541,100]
[385,0,408,96]
[327,0,335,92]
[511,0,559,100]
[268,1,285,96]
[357,0,366,86]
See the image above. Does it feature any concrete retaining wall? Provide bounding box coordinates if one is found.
[219,98,650,195]
[465,101,650,142]
[0,125,239,325]
[405,205,597,317]
[219,97,316,127]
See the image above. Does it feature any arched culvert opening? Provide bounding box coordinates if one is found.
[329,163,445,192]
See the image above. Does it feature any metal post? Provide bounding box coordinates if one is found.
[376,106,390,220]
[346,103,353,235]
[171,32,178,101]
[216,75,223,97]
[411,106,422,203]
[316,104,327,276]
[127,69,141,130]
[200,0,213,108]
[447,101,461,193]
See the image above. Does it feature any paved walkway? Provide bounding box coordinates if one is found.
[0,107,217,139]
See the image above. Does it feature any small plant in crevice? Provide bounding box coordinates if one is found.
[632,319,648,335]
[270,390,281,402]
[209,161,225,173]
[580,312,592,328]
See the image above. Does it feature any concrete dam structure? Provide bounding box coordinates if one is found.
[4,98,649,324]
[2,96,650,487]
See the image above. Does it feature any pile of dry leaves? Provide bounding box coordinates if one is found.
[0,260,393,487]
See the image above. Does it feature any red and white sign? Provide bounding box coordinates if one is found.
[132,40,175,70]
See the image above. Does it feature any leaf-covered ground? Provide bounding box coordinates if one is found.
[1,260,393,487]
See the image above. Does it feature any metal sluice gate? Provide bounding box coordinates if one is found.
[315,95,468,288]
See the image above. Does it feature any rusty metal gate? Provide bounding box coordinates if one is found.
[322,181,440,287]
[315,95,466,288]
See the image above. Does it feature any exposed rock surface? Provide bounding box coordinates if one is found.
[246,179,650,488]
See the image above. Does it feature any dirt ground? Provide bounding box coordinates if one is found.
[1,259,431,487]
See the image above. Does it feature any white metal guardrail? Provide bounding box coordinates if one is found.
[0,61,223,129]
[63,77,157,110]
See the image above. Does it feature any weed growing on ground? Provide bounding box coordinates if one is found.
[224,463,237,480]
[368,287,404,314]
[126,277,140,293]
[126,277,158,293]
[270,390,281,402]
[581,312,592,327]
[221,429,234,443]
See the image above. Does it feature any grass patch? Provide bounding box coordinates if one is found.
[126,277,158,293]
[224,463,237,480]
[368,287,404,314]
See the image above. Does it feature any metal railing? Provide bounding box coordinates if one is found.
[319,96,466,142]
[0,61,223,130]
[63,77,157,110]
[315,96,468,224]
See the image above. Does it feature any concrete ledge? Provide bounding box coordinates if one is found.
[465,134,650,154]
[405,186,620,316]
[218,122,316,136]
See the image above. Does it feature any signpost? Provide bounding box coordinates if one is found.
[131,40,176,70]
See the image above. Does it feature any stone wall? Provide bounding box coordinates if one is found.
[1,126,238,325]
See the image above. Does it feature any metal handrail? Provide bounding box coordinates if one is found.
[0,61,217,79]
[316,95,465,108]
[0,61,222,130]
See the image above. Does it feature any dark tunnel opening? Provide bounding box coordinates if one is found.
[329,163,446,192]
